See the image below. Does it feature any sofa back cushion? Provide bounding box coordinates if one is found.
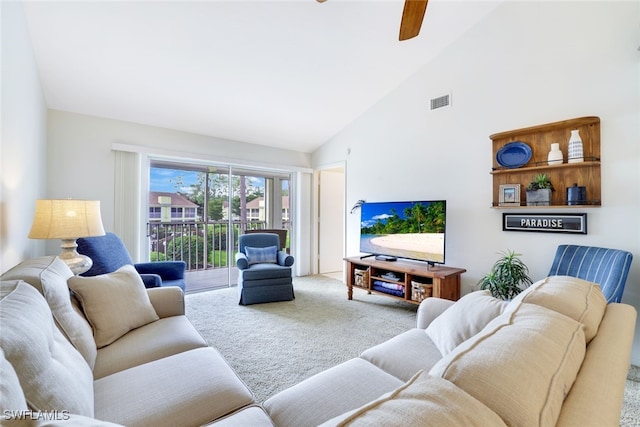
[425,290,508,355]
[510,275,606,343]
[429,301,585,427]
[68,265,160,348]
[319,371,507,427]
[0,281,94,416]
[0,256,97,368]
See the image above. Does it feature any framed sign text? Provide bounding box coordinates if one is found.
[502,213,587,234]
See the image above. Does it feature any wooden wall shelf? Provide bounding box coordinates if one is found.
[490,116,601,208]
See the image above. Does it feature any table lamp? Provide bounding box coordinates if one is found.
[28,199,105,275]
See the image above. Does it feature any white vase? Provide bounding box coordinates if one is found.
[568,129,584,163]
[547,142,563,165]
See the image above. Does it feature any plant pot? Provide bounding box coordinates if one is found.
[526,189,552,206]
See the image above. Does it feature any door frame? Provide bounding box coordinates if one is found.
[313,162,346,277]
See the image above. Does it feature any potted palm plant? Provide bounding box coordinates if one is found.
[478,250,533,300]
[526,173,554,206]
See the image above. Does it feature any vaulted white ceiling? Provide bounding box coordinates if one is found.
[22,0,501,153]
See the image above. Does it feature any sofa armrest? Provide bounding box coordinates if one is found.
[416,298,456,329]
[146,286,185,318]
[135,261,186,280]
[556,303,637,427]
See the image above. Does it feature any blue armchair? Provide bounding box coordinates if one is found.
[548,244,633,303]
[77,232,186,291]
[236,233,294,305]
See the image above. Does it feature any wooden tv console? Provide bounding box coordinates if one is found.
[344,256,466,305]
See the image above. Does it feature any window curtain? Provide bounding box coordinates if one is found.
[113,149,141,261]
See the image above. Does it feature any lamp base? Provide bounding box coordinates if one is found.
[59,239,93,275]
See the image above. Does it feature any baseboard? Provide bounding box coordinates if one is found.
[628,365,640,382]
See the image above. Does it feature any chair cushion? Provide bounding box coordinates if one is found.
[246,245,278,265]
[240,263,292,281]
[0,281,94,416]
[68,265,160,348]
[0,256,97,368]
[429,301,585,427]
[320,371,507,427]
[425,290,508,356]
[510,275,606,343]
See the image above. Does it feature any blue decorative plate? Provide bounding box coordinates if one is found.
[496,141,532,168]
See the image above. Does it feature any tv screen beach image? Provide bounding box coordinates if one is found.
[360,201,446,263]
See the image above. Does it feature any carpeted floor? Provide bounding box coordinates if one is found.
[185,275,640,424]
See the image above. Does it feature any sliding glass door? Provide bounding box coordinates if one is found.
[148,160,291,292]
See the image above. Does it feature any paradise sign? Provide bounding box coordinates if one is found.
[502,213,587,234]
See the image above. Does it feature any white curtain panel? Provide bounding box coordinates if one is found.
[113,150,141,261]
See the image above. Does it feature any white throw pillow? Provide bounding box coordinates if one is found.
[425,290,508,355]
[429,301,586,427]
[0,281,94,416]
[510,275,607,343]
[68,265,159,348]
[0,256,97,367]
[39,257,98,367]
[0,347,28,413]
[319,371,507,427]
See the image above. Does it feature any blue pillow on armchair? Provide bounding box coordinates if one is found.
[245,246,278,265]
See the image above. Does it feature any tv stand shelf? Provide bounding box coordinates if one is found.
[344,257,466,305]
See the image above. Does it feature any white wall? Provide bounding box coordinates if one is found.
[45,110,313,272]
[0,1,48,272]
[312,1,640,364]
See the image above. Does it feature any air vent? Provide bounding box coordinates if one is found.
[430,93,451,110]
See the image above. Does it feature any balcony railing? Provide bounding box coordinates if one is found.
[147,221,289,271]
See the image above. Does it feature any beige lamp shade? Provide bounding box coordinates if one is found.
[28,199,105,239]
[28,199,105,275]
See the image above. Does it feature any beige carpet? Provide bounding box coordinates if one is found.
[185,275,640,424]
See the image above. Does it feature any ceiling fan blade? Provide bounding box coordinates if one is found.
[399,0,429,41]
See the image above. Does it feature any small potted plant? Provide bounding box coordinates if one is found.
[526,173,554,206]
[477,250,533,300]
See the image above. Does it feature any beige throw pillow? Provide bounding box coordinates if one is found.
[68,265,159,348]
[320,371,507,427]
[429,301,586,427]
[510,275,607,343]
[425,290,508,355]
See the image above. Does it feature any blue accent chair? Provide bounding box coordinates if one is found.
[548,244,633,303]
[77,232,187,291]
[236,233,294,305]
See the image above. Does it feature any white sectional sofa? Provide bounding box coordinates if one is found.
[0,257,255,426]
[258,275,637,427]
[1,256,636,426]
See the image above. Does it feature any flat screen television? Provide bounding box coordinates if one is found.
[359,200,446,265]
